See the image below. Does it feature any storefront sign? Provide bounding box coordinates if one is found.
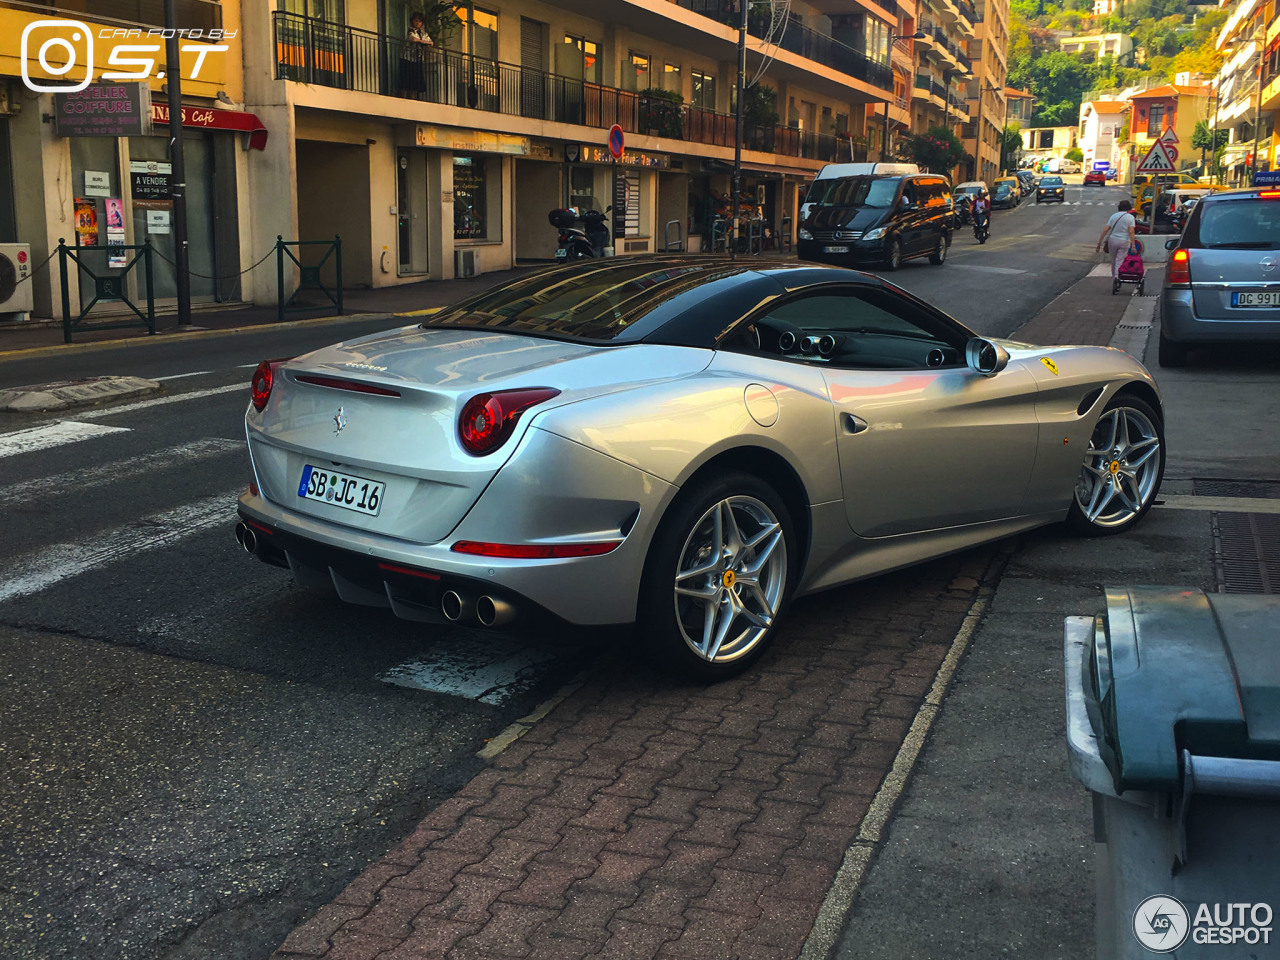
[55,83,152,138]
[1254,170,1280,187]
[74,198,99,246]
[129,160,172,209]
[149,104,270,150]
[84,171,112,197]
[578,145,670,168]
[415,125,529,155]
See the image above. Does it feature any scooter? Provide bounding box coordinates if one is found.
[973,208,990,244]
[549,207,611,261]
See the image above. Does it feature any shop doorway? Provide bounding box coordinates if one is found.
[397,149,429,275]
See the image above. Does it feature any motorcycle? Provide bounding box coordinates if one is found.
[549,207,611,261]
[973,209,990,244]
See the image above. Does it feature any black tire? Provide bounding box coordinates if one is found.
[884,238,902,271]
[1158,331,1188,367]
[637,471,797,681]
[1065,394,1164,537]
[929,235,948,265]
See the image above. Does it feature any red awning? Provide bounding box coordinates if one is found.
[150,104,269,150]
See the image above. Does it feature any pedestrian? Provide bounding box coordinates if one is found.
[1095,199,1137,279]
[399,13,433,99]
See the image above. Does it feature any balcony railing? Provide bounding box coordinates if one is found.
[3,0,221,30]
[671,0,892,91]
[920,21,971,71]
[272,12,850,162]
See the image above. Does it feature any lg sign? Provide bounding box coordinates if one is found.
[20,19,233,92]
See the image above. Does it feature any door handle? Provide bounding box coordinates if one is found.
[843,413,869,435]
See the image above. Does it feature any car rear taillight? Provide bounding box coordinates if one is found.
[1167,248,1191,287]
[458,387,561,455]
[451,540,622,559]
[251,359,290,411]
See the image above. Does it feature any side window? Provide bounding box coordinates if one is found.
[900,182,916,206]
[726,289,967,370]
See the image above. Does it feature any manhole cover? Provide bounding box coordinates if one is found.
[1213,512,1280,594]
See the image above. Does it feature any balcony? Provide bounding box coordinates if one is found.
[672,0,892,91]
[919,20,971,71]
[2,0,221,30]
[272,12,849,163]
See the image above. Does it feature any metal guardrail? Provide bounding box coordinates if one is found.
[58,239,155,344]
[272,12,850,162]
[276,235,343,324]
[663,220,685,253]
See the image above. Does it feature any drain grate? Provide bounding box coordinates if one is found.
[1213,512,1280,594]
[1195,478,1280,499]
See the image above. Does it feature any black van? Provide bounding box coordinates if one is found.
[797,169,953,270]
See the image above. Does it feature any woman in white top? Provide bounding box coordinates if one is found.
[1095,199,1138,279]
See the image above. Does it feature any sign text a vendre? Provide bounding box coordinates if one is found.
[54,82,153,138]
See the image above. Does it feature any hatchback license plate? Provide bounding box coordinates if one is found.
[298,464,384,516]
[823,245,849,253]
[1232,291,1280,307]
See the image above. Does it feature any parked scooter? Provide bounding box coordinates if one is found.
[549,207,611,261]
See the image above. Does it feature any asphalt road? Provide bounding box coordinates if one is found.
[0,180,1131,960]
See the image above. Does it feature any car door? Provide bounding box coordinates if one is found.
[896,180,925,254]
[749,287,1041,539]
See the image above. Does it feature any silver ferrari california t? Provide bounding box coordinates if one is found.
[236,258,1164,679]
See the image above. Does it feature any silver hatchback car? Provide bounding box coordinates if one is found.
[1160,187,1280,366]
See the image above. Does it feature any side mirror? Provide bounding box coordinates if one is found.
[1165,238,1178,250]
[965,338,1010,377]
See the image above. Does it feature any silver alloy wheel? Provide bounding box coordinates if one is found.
[672,495,788,663]
[1074,405,1162,528]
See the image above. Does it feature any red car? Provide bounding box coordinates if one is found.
[1084,170,1107,186]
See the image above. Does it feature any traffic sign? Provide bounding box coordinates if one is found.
[1159,127,1179,144]
[607,124,625,159]
[1164,143,1179,163]
[1136,140,1176,173]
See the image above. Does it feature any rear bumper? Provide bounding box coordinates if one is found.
[1161,289,1280,344]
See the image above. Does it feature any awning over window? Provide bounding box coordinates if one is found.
[149,104,269,150]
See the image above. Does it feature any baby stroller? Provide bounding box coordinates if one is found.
[1111,239,1145,296]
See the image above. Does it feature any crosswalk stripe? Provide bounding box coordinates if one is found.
[8,437,243,506]
[78,383,246,419]
[0,492,239,605]
[0,421,130,459]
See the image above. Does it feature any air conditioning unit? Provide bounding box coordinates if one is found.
[454,248,481,278]
[0,244,34,314]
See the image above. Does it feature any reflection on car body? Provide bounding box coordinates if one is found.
[237,259,1165,680]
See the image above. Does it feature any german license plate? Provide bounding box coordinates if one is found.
[298,464,384,516]
[823,245,849,253]
[1231,291,1280,307]
[555,248,567,259]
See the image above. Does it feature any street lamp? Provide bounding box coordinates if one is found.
[883,31,925,161]
[971,79,999,183]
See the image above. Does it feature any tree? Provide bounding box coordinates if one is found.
[1000,124,1024,171]
[1191,120,1228,152]
[1066,147,1084,162]
[897,126,968,173]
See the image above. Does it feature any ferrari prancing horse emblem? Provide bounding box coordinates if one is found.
[333,406,347,434]
[1041,357,1059,376]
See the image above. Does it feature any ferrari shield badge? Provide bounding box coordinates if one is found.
[1040,357,1059,376]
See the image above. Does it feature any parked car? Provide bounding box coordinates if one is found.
[992,177,1021,209]
[797,169,953,270]
[1016,171,1038,195]
[1159,187,1280,367]
[1131,172,1202,203]
[1084,170,1107,186]
[237,258,1166,680]
[1036,176,1066,203]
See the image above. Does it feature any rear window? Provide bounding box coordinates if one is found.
[420,261,743,342]
[1194,199,1280,250]
[805,176,900,208]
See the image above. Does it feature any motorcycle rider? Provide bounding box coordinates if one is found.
[972,189,991,240]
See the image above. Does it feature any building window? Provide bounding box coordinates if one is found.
[454,5,498,59]
[564,34,599,84]
[691,70,716,110]
[663,62,681,94]
[626,52,651,91]
[1038,129,1053,149]
[453,154,491,241]
[1146,104,1164,137]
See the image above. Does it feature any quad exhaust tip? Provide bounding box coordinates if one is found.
[235,521,258,556]
[441,590,516,626]
[440,590,474,623]
[476,595,516,627]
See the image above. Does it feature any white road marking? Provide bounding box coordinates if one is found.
[947,264,1027,275]
[153,371,214,381]
[0,492,239,605]
[1088,263,1112,277]
[381,640,568,706]
[8,438,243,506]
[78,383,245,418]
[0,421,130,459]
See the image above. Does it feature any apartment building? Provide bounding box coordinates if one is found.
[1078,98,1127,175]
[962,0,1009,182]
[1021,125,1077,163]
[1128,82,1213,177]
[248,0,914,285]
[1213,0,1277,183]
[910,0,975,181]
[1059,33,1134,64]
[1,0,259,320]
[1004,86,1032,124]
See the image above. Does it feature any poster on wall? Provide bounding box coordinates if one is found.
[105,198,127,268]
[146,209,171,235]
[84,171,112,197]
[74,198,99,246]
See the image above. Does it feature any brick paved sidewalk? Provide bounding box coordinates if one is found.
[1012,265,1165,347]
[272,552,1000,960]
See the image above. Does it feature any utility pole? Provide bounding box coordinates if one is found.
[1249,21,1263,185]
[731,0,747,261]
[164,0,192,328]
